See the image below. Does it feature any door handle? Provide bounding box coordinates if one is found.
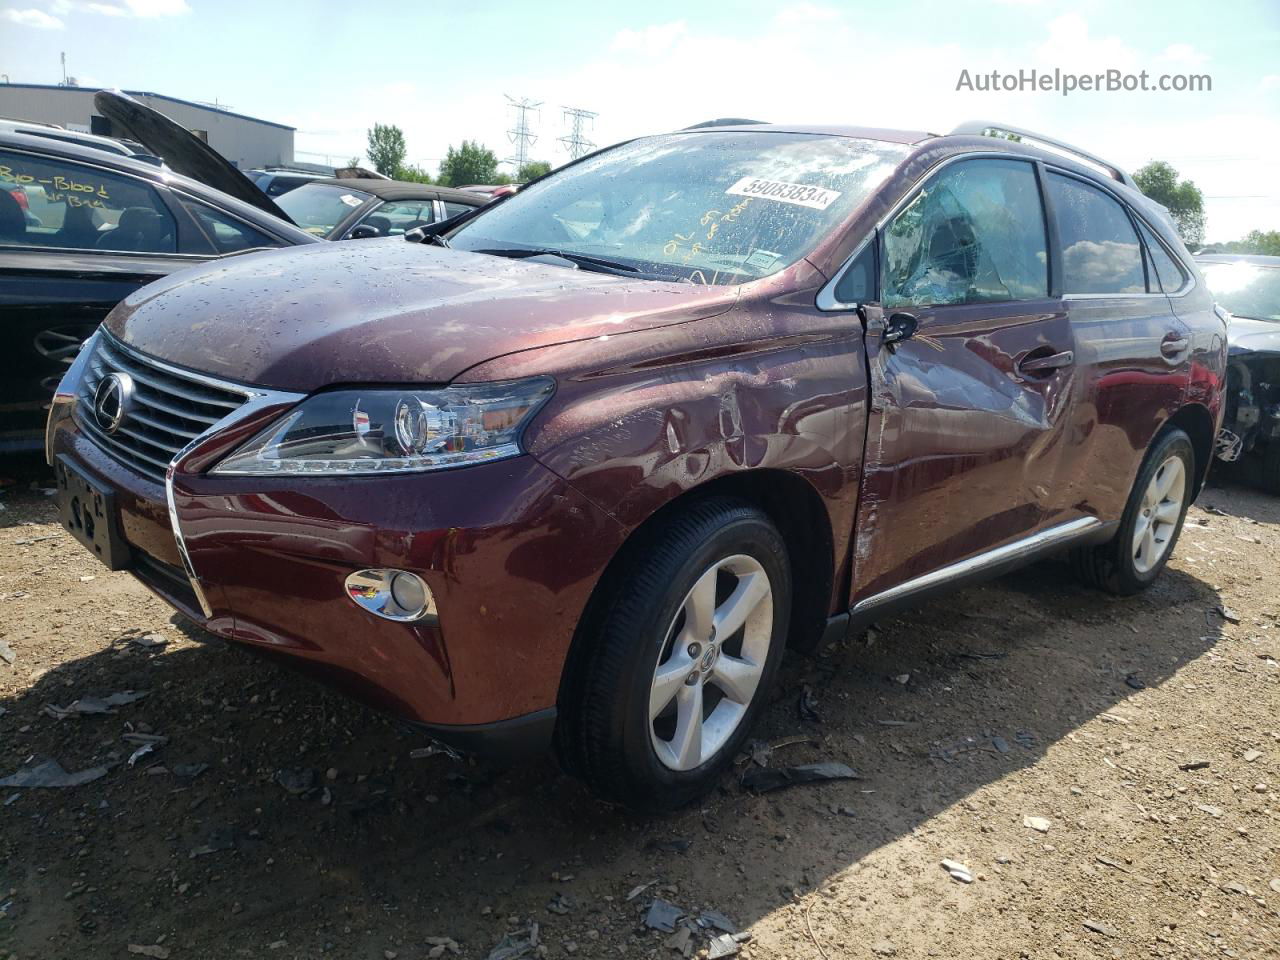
[1017,349,1074,375]
[1161,334,1189,358]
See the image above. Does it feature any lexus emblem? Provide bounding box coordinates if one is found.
[93,372,135,435]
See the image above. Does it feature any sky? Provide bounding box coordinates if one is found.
[1,0,1277,242]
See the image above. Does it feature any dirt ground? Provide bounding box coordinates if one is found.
[1,452,1277,960]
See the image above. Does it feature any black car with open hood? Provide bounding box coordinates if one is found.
[1196,254,1280,492]
[0,103,317,452]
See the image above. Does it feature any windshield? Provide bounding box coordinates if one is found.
[275,183,371,238]
[1199,262,1280,321]
[449,131,908,284]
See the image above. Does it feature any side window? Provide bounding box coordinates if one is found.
[881,158,1047,308]
[1135,218,1186,293]
[1046,173,1145,295]
[0,148,176,253]
[443,201,475,219]
[834,241,877,304]
[358,200,436,236]
[181,199,280,254]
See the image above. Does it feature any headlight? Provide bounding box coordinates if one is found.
[212,378,554,476]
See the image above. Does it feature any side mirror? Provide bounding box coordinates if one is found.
[348,223,381,240]
[883,311,918,346]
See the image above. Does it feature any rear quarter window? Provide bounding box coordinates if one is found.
[1047,172,1145,295]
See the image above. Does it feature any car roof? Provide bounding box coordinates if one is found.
[672,122,934,145]
[306,178,487,204]
[0,118,137,156]
[1194,254,1280,267]
[0,129,318,245]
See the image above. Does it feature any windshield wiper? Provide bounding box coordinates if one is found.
[473,246,643,275]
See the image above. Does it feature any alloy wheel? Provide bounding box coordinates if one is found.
[648,554,774,771]
[1132,454,1186,574]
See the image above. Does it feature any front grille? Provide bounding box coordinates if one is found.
[77,334,248,483]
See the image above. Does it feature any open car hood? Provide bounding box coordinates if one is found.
[93,90,296,225]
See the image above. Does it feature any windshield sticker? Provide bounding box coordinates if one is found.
[744,248,782,272]
[725,176,841,210]
[339,194,363,207]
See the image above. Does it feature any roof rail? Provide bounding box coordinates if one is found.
[949,121,1137,190]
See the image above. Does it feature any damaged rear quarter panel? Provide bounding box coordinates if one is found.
[459,261,870,615]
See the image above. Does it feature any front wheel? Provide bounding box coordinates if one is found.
[1071,428,1195,595]
[558,498,791,812]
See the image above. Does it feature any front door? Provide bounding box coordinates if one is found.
[849,156,1078,605]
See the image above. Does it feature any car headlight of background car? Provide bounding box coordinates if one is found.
[213,378,555,475]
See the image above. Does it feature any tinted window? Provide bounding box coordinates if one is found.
[356,199,435,236]
[181,199,280,254]
[1136,219,1186,293]
[443,201,475,219]
[1047,173,1145,295]
[450,132,908,285]
[834,242,876,303]
[275,183,372,238]
[0,149,176,253]
[881,158,1047,308]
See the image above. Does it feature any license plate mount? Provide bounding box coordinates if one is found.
[54,455,131,571]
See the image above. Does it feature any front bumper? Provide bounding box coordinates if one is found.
[48,408,627,741]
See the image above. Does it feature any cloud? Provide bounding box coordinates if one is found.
[83,0,190,16]
[610,20,687,56]
[1260,75,1280,93]
[1,6,65,27]
[1158,42,1209,68]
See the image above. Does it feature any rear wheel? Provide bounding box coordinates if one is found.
[1071,428,1194,595]
[557,498,790,812]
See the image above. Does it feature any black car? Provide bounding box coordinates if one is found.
[274,178,487,240]
[1197,254,1280,491]
[0,92,319,452]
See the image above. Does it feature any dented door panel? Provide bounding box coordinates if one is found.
[851,300,1076,603]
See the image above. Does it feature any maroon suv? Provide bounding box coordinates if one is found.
[47,121,1225,811]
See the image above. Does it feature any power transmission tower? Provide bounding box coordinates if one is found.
[558,106,598,160]
[505,95,542,171]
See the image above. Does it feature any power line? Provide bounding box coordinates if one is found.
[558,106,598,160]
[505,94,542,171]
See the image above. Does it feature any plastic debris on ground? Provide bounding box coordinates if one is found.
[43,690,149,719]
[797,684,822,722]
[643,897,682,933]
[941,859,973,883]
[485,922,539,960]
[0,758,109,788]
[741,761,858,793]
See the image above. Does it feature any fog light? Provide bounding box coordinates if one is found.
[344,569,436,622]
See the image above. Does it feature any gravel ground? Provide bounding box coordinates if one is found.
[1,453,1277,960]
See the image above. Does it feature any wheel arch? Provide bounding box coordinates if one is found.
[1163,402,1216,500]
[553,468,836,762]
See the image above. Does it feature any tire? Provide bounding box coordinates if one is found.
[1071,428,1195,596]
[557,497,791,812]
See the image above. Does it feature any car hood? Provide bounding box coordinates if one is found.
[1227,316,1280,356]
[94,90,295,225]
[104,239,739,391]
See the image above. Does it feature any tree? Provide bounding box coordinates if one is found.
[438,140,499,187]
[346,156,361,168]
[1133,161,1206,247]
[394,163,434,185]
[366,124,407,177]
[517,160,552,182]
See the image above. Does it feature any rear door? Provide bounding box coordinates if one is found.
[0,145,218,449]
[1042,171,1191,524]
[849,156,1079,605]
